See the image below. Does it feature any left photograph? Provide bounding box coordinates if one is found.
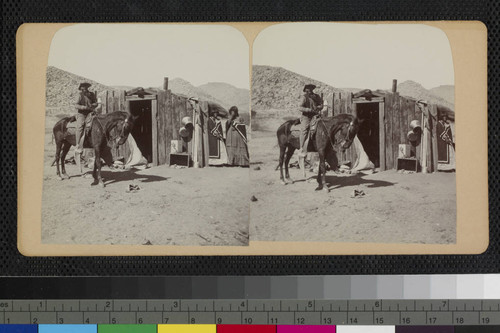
[41,24,250,246]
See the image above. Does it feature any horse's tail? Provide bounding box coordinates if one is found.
[276,119,296,145]
[53,115,76,135]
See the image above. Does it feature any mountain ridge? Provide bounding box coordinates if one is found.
[46,66,249,114]
[252,65,454,112]
[252,65,347,111]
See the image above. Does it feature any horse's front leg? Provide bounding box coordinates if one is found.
[60,142,71,179]
[279,146,287,185]
[91,148,104,187]
[315,150,329,192]
[95,148,105,187]
[284,147,295,184]
[55,142,63,180]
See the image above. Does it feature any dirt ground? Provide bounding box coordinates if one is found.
[249,117,456,244]
[41,119,249,246]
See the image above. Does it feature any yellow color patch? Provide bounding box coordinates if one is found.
[158,324,217,333]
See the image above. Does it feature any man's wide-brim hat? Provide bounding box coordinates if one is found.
[79,82,92,90]
[303,84,316,92]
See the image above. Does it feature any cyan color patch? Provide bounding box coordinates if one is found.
[39,324,97,333]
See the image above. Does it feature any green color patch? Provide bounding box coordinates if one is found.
[98,324,157,333]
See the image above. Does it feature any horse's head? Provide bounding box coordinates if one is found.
[116,113,138,146]
[337,115,359,152]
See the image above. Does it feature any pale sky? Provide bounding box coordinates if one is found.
[48,24,249,89]
[253,23,454,90]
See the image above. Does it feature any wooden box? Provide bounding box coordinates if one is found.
[169,153,192,167]
[397,158,418,172]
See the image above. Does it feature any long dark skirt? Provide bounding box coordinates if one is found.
[226,125,249,166]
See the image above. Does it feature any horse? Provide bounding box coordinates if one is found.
[52,115,77,180]
[52,111,137,187]
[276,113,359,192]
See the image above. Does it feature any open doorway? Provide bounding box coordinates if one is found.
[129,99,153,163]
[356,102,380,167]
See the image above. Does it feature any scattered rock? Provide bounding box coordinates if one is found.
[126,184,140,193]
[350,189,366,198]
[253,166,261,171]
[143,240,152,245]
[250,195,258,202]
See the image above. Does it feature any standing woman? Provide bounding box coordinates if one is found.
[225,106,249,167]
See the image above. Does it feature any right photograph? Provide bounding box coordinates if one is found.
[250,23,456,244]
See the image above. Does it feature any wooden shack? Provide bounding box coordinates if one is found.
[96,79,215,168]
[330,84,454,173]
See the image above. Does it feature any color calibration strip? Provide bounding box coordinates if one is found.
[1,324,500,333]
[1,275,499,300]
[1,299,500,325]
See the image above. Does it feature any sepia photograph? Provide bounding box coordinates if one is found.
[41,24,250,246]
[250,23,457,244]
[17,21,486,255]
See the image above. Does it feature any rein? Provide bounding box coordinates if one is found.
[94,115,128,147]
[319,116,353,152]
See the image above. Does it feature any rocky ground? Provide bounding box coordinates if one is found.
[249,115,456,244]
[42,118,250,246]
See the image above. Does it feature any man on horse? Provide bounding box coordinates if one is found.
[298,84,324,157]
[74,82,98,154]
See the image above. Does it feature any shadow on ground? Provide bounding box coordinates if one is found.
[75,168,170,186]
[325,172,396,190]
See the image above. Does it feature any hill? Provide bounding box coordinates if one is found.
[167,78,226,106]
[46,67,249,116]
[252,65,347,111]
[429,85,454,106]
[46,66,116,113]
[396,80,454,109]
[197,82,249,113]
[168,79,249,113]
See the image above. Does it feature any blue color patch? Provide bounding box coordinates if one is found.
[0,325,38,333]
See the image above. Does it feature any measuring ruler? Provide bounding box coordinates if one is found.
[1,300,500,326]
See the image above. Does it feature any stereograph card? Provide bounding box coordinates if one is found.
[15,21,487,257]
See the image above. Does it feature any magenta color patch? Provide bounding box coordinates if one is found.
[277,325,336,333]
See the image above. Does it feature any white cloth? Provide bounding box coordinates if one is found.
[125,135,145,167]
[352,136,375,171]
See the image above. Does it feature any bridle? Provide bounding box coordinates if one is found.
[319,117,354,152]
[95,116,130,148]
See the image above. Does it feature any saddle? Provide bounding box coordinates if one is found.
[65,113,96,148]
[290,115,320,152]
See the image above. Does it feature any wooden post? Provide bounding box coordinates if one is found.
[192,102,199,168]
[384,94,393,169]
[200,101,210,167]
[331,93,335,117]
[392,93,401,167]
[421,110,426,173]
[392,79,397,93]
[165,90,173,165]
[151,99,158,166]
[195,103,204,168]
[157,92,166,165]
[379,101,386,171]
[163,77,169,91]
[430,104,439,172]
